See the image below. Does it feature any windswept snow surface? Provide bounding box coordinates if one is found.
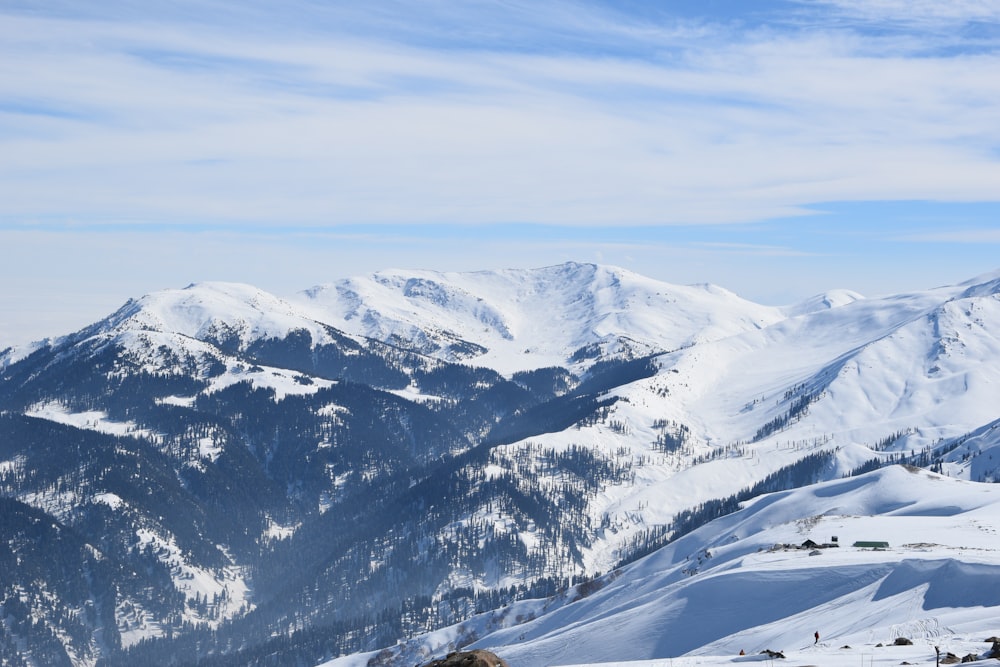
[704,270,1000,450]
[42,281,374,385]
[320,466,1000,667]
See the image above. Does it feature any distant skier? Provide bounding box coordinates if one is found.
[814,631,819,645]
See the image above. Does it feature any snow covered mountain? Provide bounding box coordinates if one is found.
[294,263,1000,574]
[326,465,1000,667]
[1,262,999,667]
[293,262,784,372]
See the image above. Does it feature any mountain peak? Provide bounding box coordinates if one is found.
[957,269,1000,300]
[294,262,784,372]
[784,288,866,316]
[98,281,304,339]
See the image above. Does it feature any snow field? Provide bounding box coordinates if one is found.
[318,467,1000,667]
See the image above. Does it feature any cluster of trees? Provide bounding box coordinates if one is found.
[754,390,822,441]
[651,419,690,453]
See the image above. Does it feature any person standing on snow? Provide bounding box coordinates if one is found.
[814,631,819,645]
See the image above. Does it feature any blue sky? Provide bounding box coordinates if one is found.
[2,1,1000,345]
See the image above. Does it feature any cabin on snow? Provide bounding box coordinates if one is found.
[801,536,840,549]
[852,540,890,549]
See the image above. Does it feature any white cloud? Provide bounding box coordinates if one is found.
[893,229,1000,243]
[2,5,999,228]
[806,0,1000,25]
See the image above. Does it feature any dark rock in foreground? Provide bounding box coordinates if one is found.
[423,650,509,667]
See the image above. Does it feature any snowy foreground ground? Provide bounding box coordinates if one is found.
[559,640,998,667]
[322,466,1000,667]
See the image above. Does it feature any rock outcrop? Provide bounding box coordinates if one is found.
[423,650,509,667]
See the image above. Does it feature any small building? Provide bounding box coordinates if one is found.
[853,540,889,549]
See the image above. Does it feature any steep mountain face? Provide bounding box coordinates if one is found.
[0,262,998,667]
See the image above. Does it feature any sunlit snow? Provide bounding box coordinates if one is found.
[320,466,1000,667]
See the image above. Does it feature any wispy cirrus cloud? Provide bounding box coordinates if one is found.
[690,242,820,257]
[805,0,1000,25]
[2,1,999,229]
[893,229,1000,243]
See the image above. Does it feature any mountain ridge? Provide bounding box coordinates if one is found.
[1,261,999,666]
[291,262,786,373]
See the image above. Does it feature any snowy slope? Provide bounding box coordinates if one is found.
[90,281,364,355]
[674,269,1000,455]
[5,264,781,379]
[293,262,785,373]
[495,466,1000,665]
[427,268,1000,578]
[322,466,1000,667]
[286,262,1000,465]
[781,287,865,317]
[0,282,363,396]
